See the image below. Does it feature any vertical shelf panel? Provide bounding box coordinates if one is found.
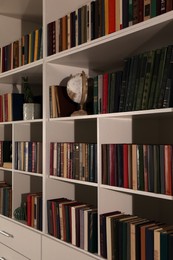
[98,117,133,144]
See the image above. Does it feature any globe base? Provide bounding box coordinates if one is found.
[71,109,87,116]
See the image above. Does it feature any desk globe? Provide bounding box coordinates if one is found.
[67,71,88,116]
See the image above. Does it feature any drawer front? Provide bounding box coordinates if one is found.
[0,217,41,260]
[42,235,98,260]
[0,242,28,260]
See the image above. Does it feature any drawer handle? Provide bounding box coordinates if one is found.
[0,257,6,260]
[0,230,13,238]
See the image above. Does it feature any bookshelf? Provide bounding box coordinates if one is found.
[0,0,173,259]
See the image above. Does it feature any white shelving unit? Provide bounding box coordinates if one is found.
[0,0,173,259]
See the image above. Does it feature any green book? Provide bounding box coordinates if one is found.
[162,60,173,108]
[141,50,156,110]
[147,48,162,109]
[119,58,131,112]
[135,52,148,110]
[151,0,157,17]
[124,55,135,111]
[132,53,143,110]
[152,46,167,109]
[88,209,98,253]
[126,55,140,111]
[158,45,173,108]
[160,231,169,260]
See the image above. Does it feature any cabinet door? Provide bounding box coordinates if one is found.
[42,236,98,260]
[0,242,28,260]
[0,216,41,260]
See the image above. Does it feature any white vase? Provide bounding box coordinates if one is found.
[23,103,41,120]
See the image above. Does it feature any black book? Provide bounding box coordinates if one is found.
[91,1,96,40]
[100,211,121,258]
[122,0,129,28]
[70,11,76,48]
[3,140,12,163]
[78,7,82,45]
[11,93,24,121]
[88,209,98,253]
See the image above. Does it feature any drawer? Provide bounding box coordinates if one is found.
[0,242,28,260]
[0,216,41,260]
[42,235,98,260]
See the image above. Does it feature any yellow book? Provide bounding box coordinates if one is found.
[105,0,109,35]
[34,29,39,61]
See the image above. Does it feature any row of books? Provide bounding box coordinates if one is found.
[50,142,97,183]
[15,141,42,174]
[102,144,173,196]
[47,197,98,253]
[0,141,12,169]
[0,93,24,122]
[0,27,43,73]
[93,44,173,114]
[100,209,173,260]
[47,0,173,55]
[20,192,42,230]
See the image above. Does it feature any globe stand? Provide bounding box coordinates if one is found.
[71,105,87,116]
[70,71,88,117]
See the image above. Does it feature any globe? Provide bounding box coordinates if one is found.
[67,71,88,116]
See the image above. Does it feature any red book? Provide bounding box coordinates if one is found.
[166,0,173,11]
[123,144,129,188]
[164,145,172,195]
[108,0,116,33]
[102,73,109,114]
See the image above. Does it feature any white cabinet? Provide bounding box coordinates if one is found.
[0,243,28,260]
[0,216,41,260]
[42,235,99,260]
